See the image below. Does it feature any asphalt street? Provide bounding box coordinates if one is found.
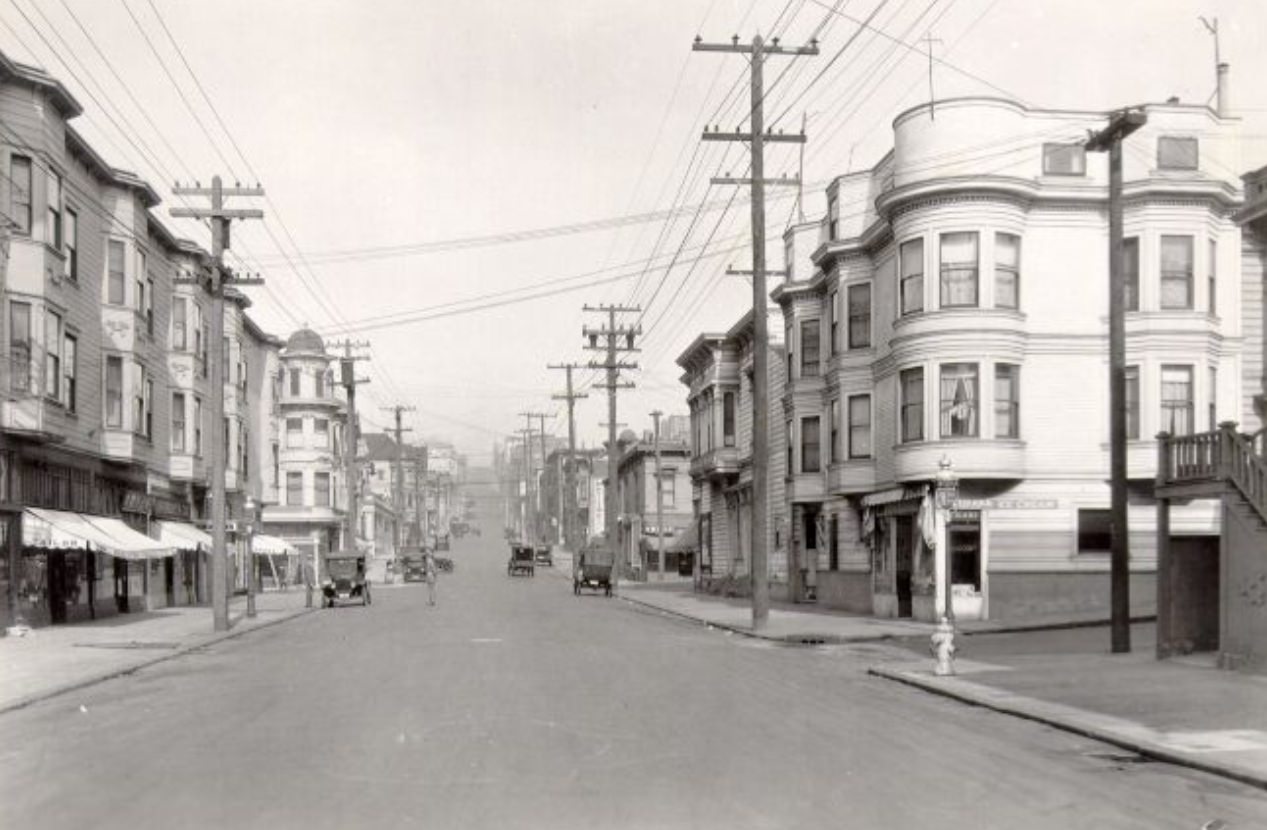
[2,496,1264,829]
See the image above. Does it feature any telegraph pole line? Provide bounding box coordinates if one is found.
[549,362,588,552]
[694,33,817,630]
[171,176,264,632]
[535,413,549,547]
[381,404,416,551]
[328,340,370,563]
[923,33,944,120]
[583,304,640,588]
[1085,108,1147,655]
[519,411,548,546]
[650,410,665,582]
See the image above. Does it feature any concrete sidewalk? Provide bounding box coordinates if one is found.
[0,590,315,715]
[870,623,1267,790]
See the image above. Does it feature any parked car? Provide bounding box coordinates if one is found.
[322,551,371,607]
[399,549,429,582]
[534,545,553,567]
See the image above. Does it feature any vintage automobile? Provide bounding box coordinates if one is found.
[321,551,371,607]
[574,547,613,597]
[507,543,535,577]
[435,533,451,552]
[399,549,429,583]
[534,544,553,567]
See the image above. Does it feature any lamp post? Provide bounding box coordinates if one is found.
[931,456,959,676]
[244,495,258,619]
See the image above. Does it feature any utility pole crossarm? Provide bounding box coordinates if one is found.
[692,38,820,56]
[702,132,806,144]
[1084,109,1147,152]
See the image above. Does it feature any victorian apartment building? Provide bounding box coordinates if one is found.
[613,427,692,576]
[769,90,1262,623]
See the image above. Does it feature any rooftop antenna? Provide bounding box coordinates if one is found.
[1198,16,1220,106]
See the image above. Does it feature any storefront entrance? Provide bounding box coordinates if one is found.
[895,516,913,618]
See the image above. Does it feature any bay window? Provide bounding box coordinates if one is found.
[105,356,123,428]
[994,364,1020,439]
[801,416,821,473]
[1160,235,1194,310]
[8,301,31,393]
[1125,366,1140,439]
[801,319,820,377]
[286,472,303,507]
[44,309,61,401]
[899,238,924,316]
[1161,365,1193,435]
[63,333,77,413]
[940,232,979,307]
[64,208,78,280]
[9,155,31,234]
[1124,236,1140,311]
[847,283,871,348]
[900,367,924,443]
[940,363,979,438]
[848,394,872,458]
[315,472,331,507]
[107,240,126,305]
[46,169,62,248]
[995,233,1020,309]
[172,392,186,452]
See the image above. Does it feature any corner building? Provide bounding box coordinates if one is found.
[775,95,1259,623]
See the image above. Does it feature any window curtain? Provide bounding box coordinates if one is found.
[941,364,978,437]
[940,233,978,307]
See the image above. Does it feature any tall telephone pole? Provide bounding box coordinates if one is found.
[518,411,547,545]
[650,410,665,581]
[1086,108,1147,654]
[535,414,550,546]
[549,362,588,551]
[694,34,817,630]
[328,340,370,559]
[381,404,416,551]
[583,304,640,586]
[171,176,264,632]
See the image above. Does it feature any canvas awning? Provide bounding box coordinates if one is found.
[154,520,212,551]
[22,508,174,560]
[667,524,699,553]
[252,534,298,556]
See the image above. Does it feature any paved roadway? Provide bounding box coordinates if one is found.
[2,496,1264,829]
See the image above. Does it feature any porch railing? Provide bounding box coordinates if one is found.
[1158,423,1267,526]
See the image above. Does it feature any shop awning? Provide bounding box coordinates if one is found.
[668,524,699,553]
[252,534,298,556]
[154,520,212,551]
[22,508,174,560]
[861,485,928,507]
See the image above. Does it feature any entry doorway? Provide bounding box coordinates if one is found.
[164,558,176,607]
[895,516,913,618]
[1170,535,1220,653]
[948,512,982,591]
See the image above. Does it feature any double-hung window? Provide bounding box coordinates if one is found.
[9,155,31,234]
[848,394,872,458]
[1208,367,1218,430]
[286,417,304,448]
[722,391,735,447]
[289,369,301,397]
[314,472,331,507]
[940,232,979,307]
[8,301,32,393]
[286,472,304,506]
[171,392,187,452]
[194,397,204,455]
[1160,235,1194,310]
[900,367,924,443]
[785,323,794,377]
[899,238,924,316]
[800,319,820,378]
[940,363,979,438]
[1161,365,1194,435]
[995,233,1020,309]
[64,209,78,280]
[314,418,330,448]
[1123,237,1140,311]
[829,398,840,464]
[847,283,871,348]
[105,356,123,428]
[172,297,188,351]
[801,416,821,473]
[1208,239,1217,315]
[62,333,77,413]
[829,291,839,355]
[994,364,1020,439]
[44,309,62,401]
[1125,366,1140,439]
[107,240,126,305]
[46,170,62,248]
[314,369,325,397]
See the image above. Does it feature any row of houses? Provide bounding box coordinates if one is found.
[677,85,1267,647]
[0,51,455,630]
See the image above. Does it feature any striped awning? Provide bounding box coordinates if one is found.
[252,534,298,556]
[23,508,174,560]
[154,521,212,551]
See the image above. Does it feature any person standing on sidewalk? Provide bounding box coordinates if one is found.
[424,551,438,606]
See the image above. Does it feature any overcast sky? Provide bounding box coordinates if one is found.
[3,0,1264,461]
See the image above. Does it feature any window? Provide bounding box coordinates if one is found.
[1157,136,1198,170]
[272,443,280,489]
[46,169,62,248]
[1208,239,1217,315]
[940,363,979,438]
[786,420,794,475]
[847,283,871,348]
[940,232,979,307]
[9,155,31,234]
[314,418,330,448]
[827,192,838,241]
[8,301,31,393]
[994,364,1020,439]
[995,233,1020,309]
[64,209,78,280]
[785,323,794,377]
[44,309,61,401]
[314,369,325,397]
[1125,366,1140,440]
[801,416,821,473]
[62,333,77,413]
[171,392,186,452]
[1160,235,1193,310]
[107,240,126,305]
[1042,143,1086,176]
[848,394,872,458]
[144,378,154,438]
[145,278,155,336]
[661,474,676,508]
[1077,508,1112,553]
[289,368,301,396]
[722,391,735,447]
[286,417,304,448]
[900,368,924,443]
[194,397,203,455]
[800,319,820,377]
[829,513,840,571]
[172,297,187,351]
[899,238,924,315]
[286,472,304,506]
[314,472,331,507]
[1161,365,1193,435]
[1208,367,1218,430]
[829,398,840,463]
[1123,236,1140,312]
[829,291,838,355]
[105,356,123,428]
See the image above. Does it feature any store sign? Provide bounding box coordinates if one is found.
[122,491,152,514]
[953,498,1059,510]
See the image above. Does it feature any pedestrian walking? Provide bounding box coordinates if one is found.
[425,551,438,606]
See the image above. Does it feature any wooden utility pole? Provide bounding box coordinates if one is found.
[694,34,817,630]
[518,412,547,545]
[583,304,640,587]
[535,413,549,545]
[171,176,263,632]
[328,340,370,558]
[1085,108,1147,654]
[923,33,944,120]
[549,363,587,551]
[650,410,665,581]
[381,404,416,551]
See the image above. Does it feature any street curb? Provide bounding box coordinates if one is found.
[618,594,902,646]
[867,664,1267,792]
[957,614,1158,638]
[0,605,317,717]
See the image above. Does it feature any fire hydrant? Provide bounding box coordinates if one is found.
[930,617,956,676]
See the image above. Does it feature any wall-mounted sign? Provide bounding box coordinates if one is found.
[953,498,1059,510]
